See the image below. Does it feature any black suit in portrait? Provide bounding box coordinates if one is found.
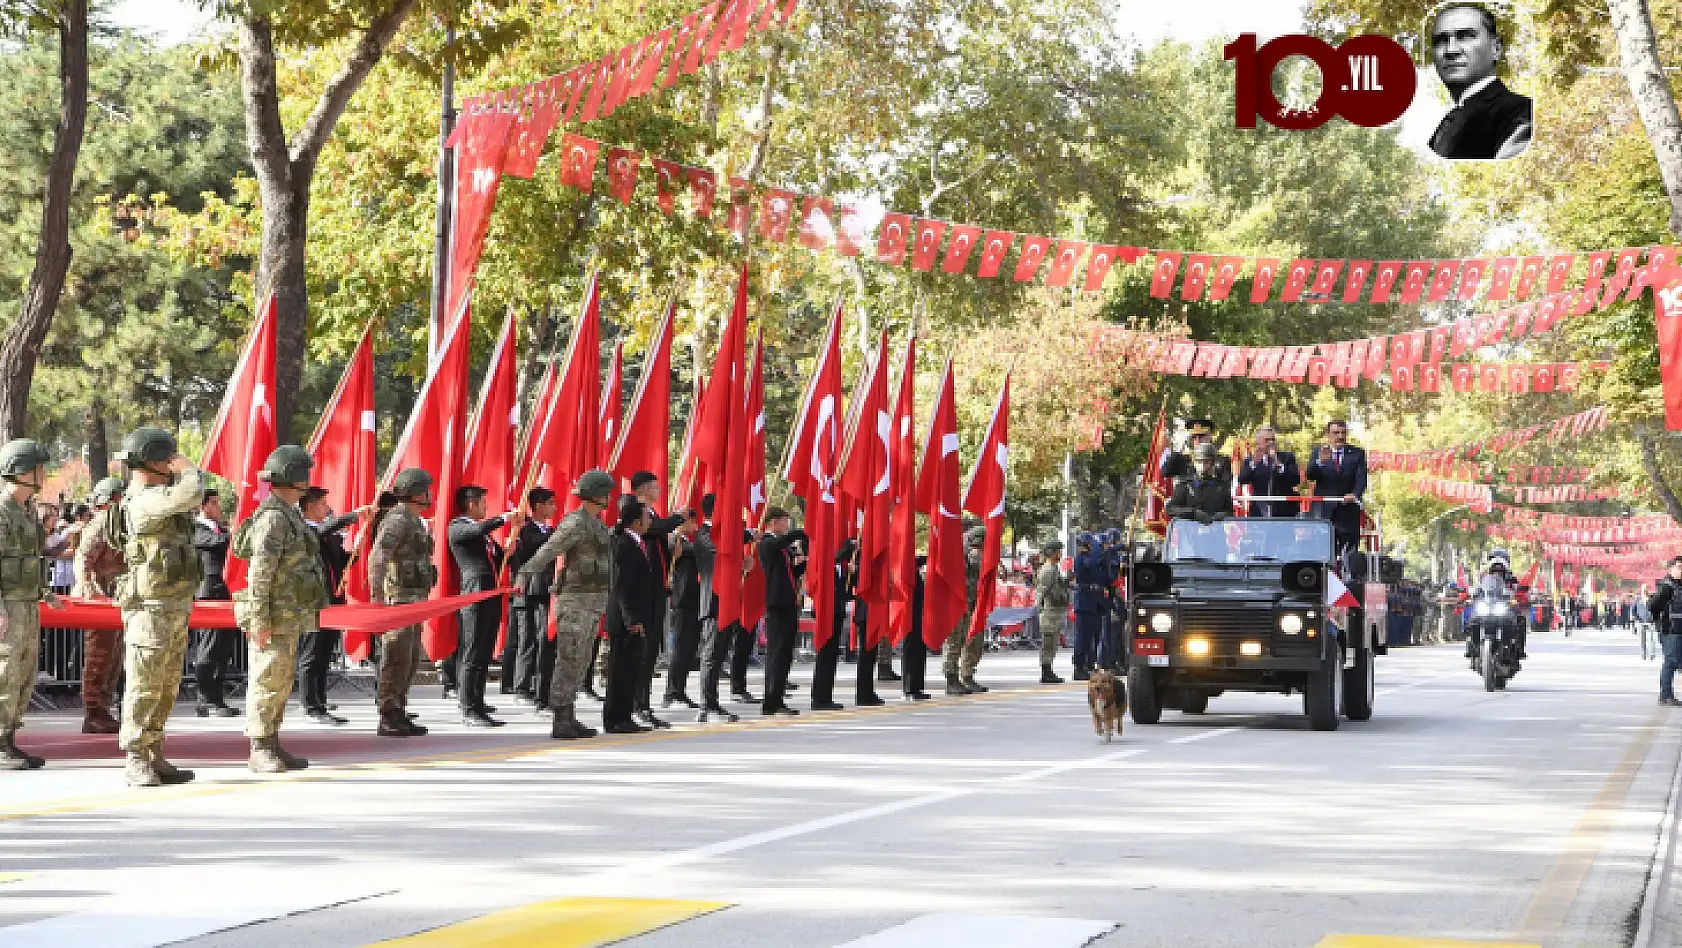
[605,530,658,729]
[1235,452,1301,518]
[448,514,507,715]
[757,529,808,714]
[1305,446,1368,553]
[1429,78,1532,160]
[297,512,359,715]
[507,519,555,700]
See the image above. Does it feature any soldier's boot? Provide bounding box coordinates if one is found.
[550,711,597,740]
[1040,664,1064,685]
[944,673,970,696]
[148,747,196,785]
[401,717,430,737]
[81,706,120,734]
[961,675,989,694]
[272,740,309,771]
[376,709,413,737]
[249,738,289,774]
[125,753,161,788]
[0,731,43,770]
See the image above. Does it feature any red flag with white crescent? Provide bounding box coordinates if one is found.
[201,294,279,592]
[961,375,1009,641]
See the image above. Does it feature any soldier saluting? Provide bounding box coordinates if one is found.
[0,439,63,770]
[114,427,204,788]
[233,446,326,774]
[74,476,127,734]
[1167,443,1235,523]
[1159,418,1230,484]
[367,469,436,738]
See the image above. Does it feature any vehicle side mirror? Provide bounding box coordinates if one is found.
[1282,562,1324,594]
[1133,563,1173,595]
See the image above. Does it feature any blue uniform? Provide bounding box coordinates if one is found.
[1072,548,1108,675]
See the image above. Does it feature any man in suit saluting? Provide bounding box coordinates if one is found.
[1235,425,1301,518]
[1304,419,1367,557]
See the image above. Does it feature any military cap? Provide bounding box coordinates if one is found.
[89,476,125,506]
[392,468,434,500]
[118,427,176,467]
[1186,418,1215,437]
[573,469,615,501]
[0,439,49,480]
[257,445,314,486]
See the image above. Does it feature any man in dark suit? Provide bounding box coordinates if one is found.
[1428,4,1532,160]
[901,556,932,700]
[192,490,240,717]
[1304,419,1368,557]
[1235,425,1301,518]
[811,540,854,711]
[627,472,689,729]
[297,488,368,725]
[691,495,735,723]
[447,484,522,727]
[663,512,703,709]
[756,506,808,716]
[506,488,558,708]
[604,499,658,734]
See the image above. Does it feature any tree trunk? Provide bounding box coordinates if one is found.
[1636,425,1682,523]
[1609,0,1682,235]
[82,396,107,481]
[0,0,88,441]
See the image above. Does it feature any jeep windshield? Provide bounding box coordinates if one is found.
[1166,519,1333,565]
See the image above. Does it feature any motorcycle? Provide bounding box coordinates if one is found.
[1466,589,1523,691]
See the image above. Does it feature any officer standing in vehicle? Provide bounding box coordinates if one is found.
[367,469,436,738]
[74,476,127,734]
[517,470,616,740]
[114,427,205,788]
[0,440,62,770]
[234,446,325,773]
[942,525,989,695]
[1168,443,1236,522]
[1035,540,1069,684]
[1160,419,1229,483]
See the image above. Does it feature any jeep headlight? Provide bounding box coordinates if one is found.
[1279,613,1304,634]
[1150,612,1173,633]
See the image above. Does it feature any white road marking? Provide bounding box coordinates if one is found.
[830,913,1116,947]
[1166,726,1244,745]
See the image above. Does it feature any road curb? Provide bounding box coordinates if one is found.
[1634,712,1682,948]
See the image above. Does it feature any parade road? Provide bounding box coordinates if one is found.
[1,628,1677,948]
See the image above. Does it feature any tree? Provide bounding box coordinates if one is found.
[0,0,88,441]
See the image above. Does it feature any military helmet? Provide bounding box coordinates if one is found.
[964,525,987,547]
[0,439,49,480]
[1042,540,1063,554]
[574,469,615,501]
[1192,442,1221,462]
[257,445,314,486]
[1076,530,1094,547]
[392,468,434,500]
[90,476,125,506]
[118,427,177,468]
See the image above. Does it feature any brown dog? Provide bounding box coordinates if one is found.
[1087,668,1125,742]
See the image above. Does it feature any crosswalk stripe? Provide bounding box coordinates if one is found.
[830,913,1116,947]
[0,882,394,947]
[1316,937,1540,947]
[368,897,729,947]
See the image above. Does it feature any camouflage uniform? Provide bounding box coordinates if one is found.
[0,492,46,743]
[234,495,325,744]
[73,506,126,724]
[942,547,986,682]
[367,504,435,722]
[117,468,204,762]
[520,505,614,733]
[1036,558,1071,668]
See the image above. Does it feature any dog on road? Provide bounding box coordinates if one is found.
[1087,667,1125,742]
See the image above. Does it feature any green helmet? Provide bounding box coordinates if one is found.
[0,439,49,480]
[392,468,433,500]
[118,426,176,468]
[1042,540,1063,554]
[573,469,615,501]
[90,476,125,507]
[258,445,314,486]
[964,525,988,547]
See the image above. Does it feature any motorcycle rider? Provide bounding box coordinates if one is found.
[1467,550,1526,661]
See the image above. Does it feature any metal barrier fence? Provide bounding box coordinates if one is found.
[34,626,253,689]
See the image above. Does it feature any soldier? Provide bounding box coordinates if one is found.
[233,446,325,773]
[942,525,989,695]
[73,476,127,734]
[517,469,616,740]
[0,440,62,769]
[1071,532,1106,680]
[1160,419,1230,484]
[114,427,204,788]
[366,469,436,738]
[1167,443,1236,523]
[1035,540,1070,684]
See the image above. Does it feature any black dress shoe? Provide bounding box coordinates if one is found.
[441,687,458,701]
[477,703,498,714]
[904,691,931,701]
[606,721,651,734]
[785,681,800,691]
[406,712,419,720]
[698,706,738,724]
[810,701,844,711]
[307,711,347,726]
[855,694,886,707]
[766,705,799,716]
[877,668,902,682]
[462,712,505,728]
[663,694,700,709]
[731,691,758,704]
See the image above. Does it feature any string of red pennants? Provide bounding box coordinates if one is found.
[1366,407,1610,471]
[1495,507,1669,535]
[1500,465,1593,484]
[1509,484,1622,504]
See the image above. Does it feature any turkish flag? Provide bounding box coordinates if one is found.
[202,294,279,592]
[886,335,919,646]
[836,204,867,256]
[1505,364,1531,393]
[383,296,472,661]
[1653,265,1682,430]
[463,310,521,513]
[502,84,561,180]
[576,51,615,123]
[977,231,1014,278]
[1190,344,1221,378]
[1558,362,1581,391]
[1488,309,1511,342]
[1340,338,1367,387]
[1369,260,1403,302]
[1473,313,1495,347]
[653,159,683,214]
[1536,293,1568,333]
[876,212,911,264]
[1427,260,1461,302]
[797,196,835,249]
[961,375,1008,640]
[1342,259,1372,302]
[694,265,751,629]
[1046,240,1086,288]
[1210,256,1245,300]
[1581,250,1614,300]
[1400,261,1432,303]
[760,189,796,242]
[739,336,768,633]
[1166,341,1197,375]
[598,344,624,466]
[1512,256,1544,299]
[524,273,603,506]
[839,332,894,648]
[916,361,966,650]
[1457,258,1487,300]
[1632,246,1681,300]
[1391,364,1415,391]
[558,133,600,191]
[1486,258,1516,301]
[1149,252,1182,298]
[1249,258,1281,303]
[1279,258,1314,302]
[1364,336,1388,380]
[911,219,946,271]
[1014,235,1053,282]
[1452,362,1474,393]
[1509,301,1536,338]
[1449,317,1475,358]
[1545,254,1576,293]
[1479,364,1501,393]
[1305,351,1331,386]
[1600,247,1645,308]
[685,166,718,219]
[605,148,641,203]
[1427,325,1450,363]
[1310,259,1344,299]
[944,225,983,274]
[724,178,752,236]
[309,326,378,655]
[1179,254,1213,300]
[782,301,845,641]
[447,107,517,319]
[1533,363,1557,392]
[1406,329,1428,364]
[1419,362,1442,393]
[609,297,675,500]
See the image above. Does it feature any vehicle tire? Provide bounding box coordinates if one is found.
[1180,692,1208,714]
[1481,638,1498,693]
[1306,653,1341,731]
[1128,665,1162,725]
[1343,644,1375,722]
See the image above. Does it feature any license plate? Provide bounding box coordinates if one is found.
[1148,655,1169,667]
[1134,637,1166,654]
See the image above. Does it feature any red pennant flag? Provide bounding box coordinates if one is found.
[961,375,1009,640]
[1452,362,1474,393]
[1478,363,1501,393]
[1391,363,1415,391]
[1457,258,1487,300]
[944,225,983,274]
[202,294,279,592]
[652,158,683,214]
[1180,254,1214,300]
[1363,336,1388,381]
[686,166,718,218]
[502,85,559,180]
[1533,363,1556,392]
[609,298,675,500]
[886,335,919,646]
[783,301,845,643]
[1581,250,1614,300]
[1427,260,1461,302]
[1210,256,1245,301]
[1545,254,1575,293]
[977,231,1014,278]
[797,196,835,249]
[759,189,796,242]
[1632,246,1680,300]
[1369,260,1403,302]
[1249,258,1281,303]
[1515,256,1545,298]
[1558,361,1580,391]
[598,343,624,463]
[1343,259,1372,302]
[877,212,911,265]
[1014,235,1053,282]
[1400,261,1432,303]
[1449,317,1475,358]
[1419,362,1442,392]
[1340,338,1367,387]
[605,148,641,203]
[525,274,603,505]
[739,336,768,633]
[558,133,600,191]
[1280,258,1315,302]
[1506,363,1532,393]
[1487,257,1516,301]
[1309,259,1344,299]
[1148,251,1181,298]
[309,326,378,657]
[695,265,751,629]
[1046,240,1086,288]
[1305,350,1331,386]
[463,310,521,512]
[447,107,517,319]
[917,361,966,651]
[911,219,946,271]
[1601,247,1644,308]
[836,204,867,256]
[839,332,895,648]
[1653,265,1682,430]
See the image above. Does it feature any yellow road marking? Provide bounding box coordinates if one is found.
[0,873,26,884]
[1317,938,1537,948]
[1514,705,1668,941]
[368,897,728,947]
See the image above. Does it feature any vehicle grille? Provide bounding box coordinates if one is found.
[1178,604,1276,638]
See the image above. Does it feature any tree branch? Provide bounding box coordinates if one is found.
[1636,424,1682,524]
[237,15,291,195]
[287,0,418,170]
[1609,0,1682,235]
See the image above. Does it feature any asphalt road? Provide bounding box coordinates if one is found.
[1,625,1677,948]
